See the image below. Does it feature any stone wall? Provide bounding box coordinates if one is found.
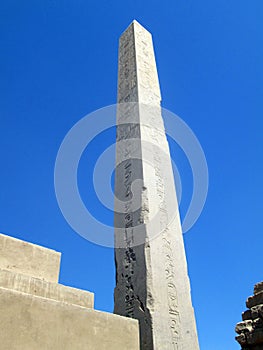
[0,233,139,350]
[236,281,263,349]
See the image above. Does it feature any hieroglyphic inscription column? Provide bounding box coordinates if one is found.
[114,21,200,350]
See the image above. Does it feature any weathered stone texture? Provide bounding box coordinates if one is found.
[0,233,61,282]
[0,233,140,350]
[247,292,263,309]
[255,282,263,295]
[114,21,199,350]
[0,287,139,350]
[0,268,94,308]
[236,281,263,350]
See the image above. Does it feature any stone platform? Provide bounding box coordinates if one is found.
[0,233,139,350]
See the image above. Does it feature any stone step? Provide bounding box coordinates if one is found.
[0,268,94,309]
[0,233,61,282]
[0,287,139,350]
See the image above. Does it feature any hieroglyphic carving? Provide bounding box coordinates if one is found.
[163,235,181,348]
[134,25,161,104]
[124,161,132,200]
[152,144,181,346]
[118,25,137,103]
[115,21,199,350]
[123,240,136,318]
[122,160,137,317]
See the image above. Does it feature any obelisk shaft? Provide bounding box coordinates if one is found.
[114,21,199,350]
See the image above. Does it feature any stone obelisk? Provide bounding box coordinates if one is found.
[114,20,199,350]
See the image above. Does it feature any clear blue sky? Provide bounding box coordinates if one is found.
[1,1,262,349]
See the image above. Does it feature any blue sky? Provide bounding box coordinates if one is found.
[1,1,263,349]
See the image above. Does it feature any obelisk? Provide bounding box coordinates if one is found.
[114,21,199,350]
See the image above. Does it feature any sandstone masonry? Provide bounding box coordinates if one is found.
[0,233,139,350]
[236,281,263,350]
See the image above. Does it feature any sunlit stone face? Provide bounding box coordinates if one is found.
[114,21,200,350]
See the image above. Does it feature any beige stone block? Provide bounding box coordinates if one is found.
[0,287,139,350]
[0,233,61,282]
[0,268,94,308]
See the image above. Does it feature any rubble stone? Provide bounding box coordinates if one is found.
[255,282,263,295]
[236,281,263,350]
